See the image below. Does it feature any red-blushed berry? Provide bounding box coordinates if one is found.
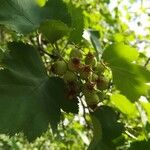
[68,57,82,72]
[96,76,108,90]
[80,65,92,80]
[85,52,97,68]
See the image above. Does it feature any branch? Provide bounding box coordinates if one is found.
[36,33,56,59]
[144,58,150,68]
[79,96,91,129]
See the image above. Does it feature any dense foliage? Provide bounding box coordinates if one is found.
[0,0,150,149]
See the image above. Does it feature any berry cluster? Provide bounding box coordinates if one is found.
[50,48,109,108]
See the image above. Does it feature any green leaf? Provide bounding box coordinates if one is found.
[101,0,110,4]
[0,49,3,61]
[88,106,124,150]
[83,29,103,57]
[36,0,46,7]
[140,99,150,123]
[40,20,70,43]
[68,4,84,44]
[128,140,150,150]
[111,63,150,101]
[110,94,138,118]
[59,96,79,114]
[102,43,139,63]
[45,0,71,26]
[0,0,71,34]
[0,42,78,141]
[88,115,111,150]
[102,43,150,101]
[113,33,124,42]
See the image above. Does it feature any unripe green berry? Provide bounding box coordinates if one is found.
[91,73,99,82]
[63,71,77,82]
[51,60,67,75]
[70,48,83,59]
[85,92,99,106]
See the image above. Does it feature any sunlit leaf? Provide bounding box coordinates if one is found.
[83,29,103,59]
[102,43,150,101]
[103,43,139,63]
[36,0,46,7]
[111,94,138,117]
[140,98,150,123]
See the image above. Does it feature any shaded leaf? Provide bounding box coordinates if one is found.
[68,4,84,44]
[0,0,71,33]
[0,42,78,141]
[88,106,124,150]
[40,20,70,43]
[88,115,111,150]
[128,140,150,150]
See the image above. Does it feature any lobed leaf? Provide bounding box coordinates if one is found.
[0,0,71,34]
[110,94,138,118]
[68,4,84,44]
[102,43,139,63]
[102,43,150,101]
[40,20,70,43]
[0,42,78,141]
[88,106,124,150]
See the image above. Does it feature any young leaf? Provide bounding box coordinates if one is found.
[0,42,78,141]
